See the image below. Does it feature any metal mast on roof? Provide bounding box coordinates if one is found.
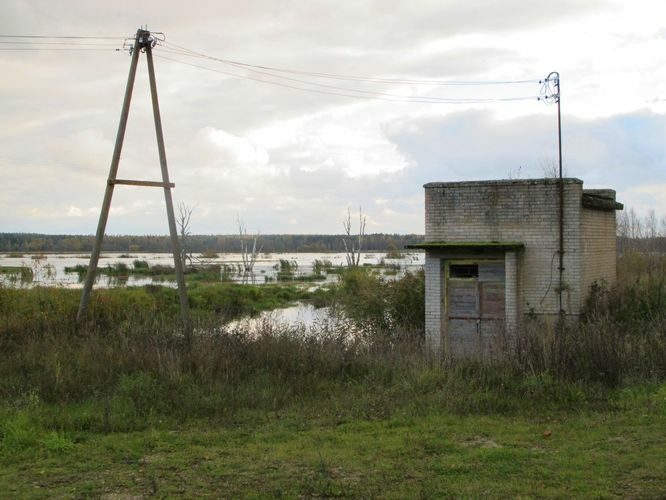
[77,28,191,338]
[540,71,564,314]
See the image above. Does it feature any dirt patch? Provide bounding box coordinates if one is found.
[461,435,501,448]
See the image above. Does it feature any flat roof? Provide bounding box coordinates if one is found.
[582,192,624,211]
[424,178,583,189]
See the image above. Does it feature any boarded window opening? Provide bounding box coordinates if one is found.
[449,264,478,279]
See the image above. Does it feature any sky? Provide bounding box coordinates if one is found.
[1,0,666,235]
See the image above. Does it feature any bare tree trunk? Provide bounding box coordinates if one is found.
[177,202,194,270]
[646,209,658,239]
[238,214,262,283]
[342,207,366,267]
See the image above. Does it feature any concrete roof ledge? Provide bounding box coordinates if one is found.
[424,178,583,189]
[582,192,624,211]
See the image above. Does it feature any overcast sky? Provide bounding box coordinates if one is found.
[1,0,665,235]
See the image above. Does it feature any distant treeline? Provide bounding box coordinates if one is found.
[6,231,663,255]
[0,233,425,254]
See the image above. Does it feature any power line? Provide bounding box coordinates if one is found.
[0,47,121,51]
[0,34,125,39]
[161,40,539,87]
[0,34,127,52]
[0,32,542,104]
[156,41,540,103]
[0,40,120,46]
[155,53,539,104]
[163,47,506,101]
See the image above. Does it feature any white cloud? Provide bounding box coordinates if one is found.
[66,206,83,217]
[47,129,113,172]
[193,127,269,168]
[1,0,666,234]
[249,106,410,179]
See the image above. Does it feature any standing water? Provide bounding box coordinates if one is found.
[0,251,424,288]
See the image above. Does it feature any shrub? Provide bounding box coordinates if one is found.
[337,268,424,338]
[312,259,333,275]
[111,262,129,276]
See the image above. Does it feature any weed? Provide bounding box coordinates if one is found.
[42,430,75,454]
[1,412,39,451]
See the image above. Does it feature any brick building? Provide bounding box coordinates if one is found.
[408,178,623,357]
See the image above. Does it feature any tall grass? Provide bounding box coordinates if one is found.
[496,252,666,385]
[0,253,665,435]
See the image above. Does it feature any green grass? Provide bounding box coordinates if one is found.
[0,386,664,497]
[0,266,25,274]
[1,254,665,496]
[0,265,33,281]
[64,261,214,280]
[0,282,312,332]
[64,262,179,278]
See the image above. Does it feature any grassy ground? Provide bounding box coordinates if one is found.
[1,386,665,498]
[1,258,665,497]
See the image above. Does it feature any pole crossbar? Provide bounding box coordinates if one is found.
[111,179,175,188]
[77,28,192,339]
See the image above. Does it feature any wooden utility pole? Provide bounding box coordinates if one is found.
[77,29,192,337]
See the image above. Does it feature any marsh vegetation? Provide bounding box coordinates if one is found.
[0,253,664,496]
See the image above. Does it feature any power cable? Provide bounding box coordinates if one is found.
[0,47,121,51]
[0,34,127,52]
[210,53,527,102]
[0,34,125,39]
[0,32,542,104]
[0,41,120,46]
[160,40,539,86]
[155,53,539,104]
[158,49,537,102]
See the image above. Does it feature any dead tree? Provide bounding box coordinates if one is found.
[177,202,194,269]
[646,209,658,239]
[237,215,262,280]
[342,207,366,267]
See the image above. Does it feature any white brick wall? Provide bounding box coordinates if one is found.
[424,254,442,354]
[422,178,619,354]
[505,250,518,332]
[425,179,583,317]
[581,208,617,298]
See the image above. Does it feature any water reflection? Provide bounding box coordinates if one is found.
[224,303,352,338]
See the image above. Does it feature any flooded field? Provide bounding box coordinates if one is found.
[0,251,424,288]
